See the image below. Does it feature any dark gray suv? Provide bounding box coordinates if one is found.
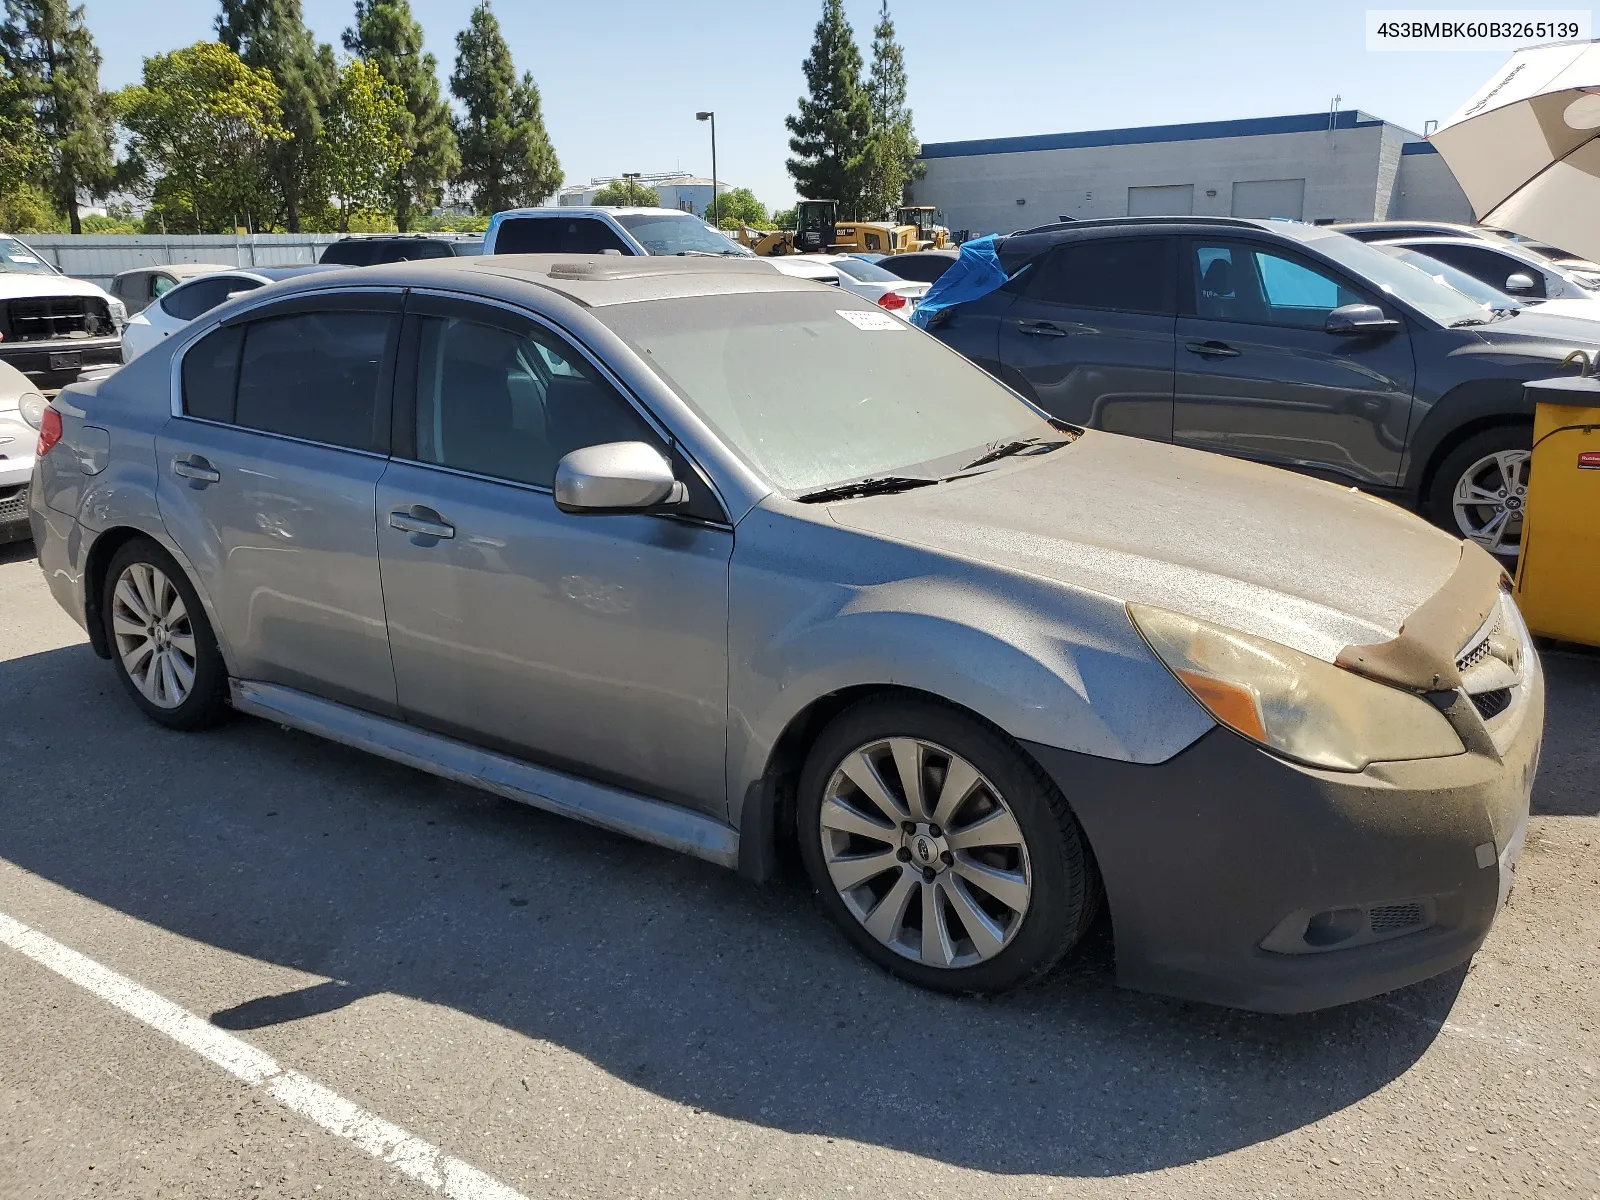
[930,217,1600,560]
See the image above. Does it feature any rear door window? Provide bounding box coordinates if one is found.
[492,217,634,255]
[1023,238,1176,314]
[233,311,396,451]
[161,276,262,321]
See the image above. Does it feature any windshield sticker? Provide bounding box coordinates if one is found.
[8,254,40,264]
[837,309,904,331]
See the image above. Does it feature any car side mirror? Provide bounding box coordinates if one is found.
[553,442,687,514]
[1325,303,1401,336]
[1504,272,1537,293]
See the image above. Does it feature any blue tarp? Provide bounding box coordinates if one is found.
[910,235,1025,330]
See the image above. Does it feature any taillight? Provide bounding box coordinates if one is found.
[37,406,62,457]
[877,291,907,311]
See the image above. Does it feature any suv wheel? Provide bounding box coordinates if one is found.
[1428,426,1533,562]
[797,696,1100,995]
[103,538,229,730]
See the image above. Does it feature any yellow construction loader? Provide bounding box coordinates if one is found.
[740,200,920,256]
[895,206,951,249]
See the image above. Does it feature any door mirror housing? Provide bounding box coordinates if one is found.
[1325,303,1402,336]
[553,442,687,514]
[1504,272,1538,293]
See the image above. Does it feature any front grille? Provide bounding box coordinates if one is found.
[1471,688,1513,720]
[1369,902,1428,935]
[1456,613,1499,673]
[1,296,115,342]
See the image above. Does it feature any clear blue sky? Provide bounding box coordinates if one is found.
[79,0,1541,211]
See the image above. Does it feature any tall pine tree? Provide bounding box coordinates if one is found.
[0,0,114,233]
[449,1,560,215]
[784,0,871,217]
[216,0,335,231]
[343,0,457,231]
[863,0,918,219]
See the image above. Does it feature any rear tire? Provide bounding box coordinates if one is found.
[1427,425,1532,564]
[102,537,229,731]
[797,695,1100,995]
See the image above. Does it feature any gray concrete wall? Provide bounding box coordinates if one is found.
[913,125,1392,235]
[1391,152,1474,222]
[12,233,341,289]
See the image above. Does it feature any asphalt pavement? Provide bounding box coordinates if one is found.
[1,539,1596,1200]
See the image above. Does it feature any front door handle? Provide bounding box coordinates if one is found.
[1185,340,1241,358]
[389,507,455,540]
[171,455,221,485]
[1018,321,1069,338]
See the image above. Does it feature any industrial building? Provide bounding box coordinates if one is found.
[910,110,1472,236]
[557,172,731,218]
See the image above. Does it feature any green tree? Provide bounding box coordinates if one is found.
[1,0,115,233]
[784,0,871,217]
[320,58,409,231]
[449,1,561,214]
[343,0,458,231]
[216,0,336,231]
[862,0,918,219]
[590,178,659,206]
[770,205,797,230]
[706,186,766,226]
[115,41,288,234]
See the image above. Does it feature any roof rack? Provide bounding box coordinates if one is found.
[1009,216,1264,237]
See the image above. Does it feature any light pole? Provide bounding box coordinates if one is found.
[696,111,717,222]
[621,172,641,206]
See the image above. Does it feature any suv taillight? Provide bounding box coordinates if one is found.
[877,291,907,311]
[37,406,62,456]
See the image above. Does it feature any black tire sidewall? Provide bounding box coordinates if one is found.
[797,696,1094,995]
[102,537,229,730]
[1427,425,1532,547]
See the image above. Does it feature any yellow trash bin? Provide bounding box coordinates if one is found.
[1513,373,1600,647]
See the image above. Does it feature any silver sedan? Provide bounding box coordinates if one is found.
[29,255,1542,1012]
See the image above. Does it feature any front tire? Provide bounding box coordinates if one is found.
[1427,426,1532,563]
[102,538,229,730]
[797,695,1099,995]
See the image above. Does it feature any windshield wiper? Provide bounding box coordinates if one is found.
[793,476,938,503]
[675,249,720,257]
[957,437,1071,471]
[1450,316,1490,327]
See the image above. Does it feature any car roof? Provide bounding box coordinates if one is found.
[494,206,705,219]
[998,216,1339,259]
[249,264,349,281]
[226,254,829,309]
[1333,220,1481,235]
[116,262,233,279]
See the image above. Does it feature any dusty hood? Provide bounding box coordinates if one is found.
[826,432,1483,665]
[0,272,111,301]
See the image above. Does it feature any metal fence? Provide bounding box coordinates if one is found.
[15,234,344,289]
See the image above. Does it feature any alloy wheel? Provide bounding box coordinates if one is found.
[111,562,197,710]
[818,737,1033,969]
[1451,449,1531,558]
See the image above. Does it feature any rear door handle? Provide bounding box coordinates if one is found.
[389,507,455,540]
[1185,340,1241,358]
[171,455,220,485]
[1018,321,1069,338]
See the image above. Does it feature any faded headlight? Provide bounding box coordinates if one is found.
[18,391,48,430]
[1128,604,1464,772]
[107,297,127,328]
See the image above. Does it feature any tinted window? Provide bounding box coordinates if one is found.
[1192,243,1366,327]
[181,325,244,423]
[319,241,376,266]
[882,254,956,283]
[1025,238,1175,314]
[492,217,633,255]
[612,214,750,256]
[411,315,655,487]
[235,311,393,450]
[356,240,454,263]
[113,274,148,302]
[1410,243,1546,298]
[831,257,902,283]
[161,276,262,321]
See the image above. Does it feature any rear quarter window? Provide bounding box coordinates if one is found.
[181,325,244,423]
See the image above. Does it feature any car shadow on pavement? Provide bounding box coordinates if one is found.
[2,639,1593,1178]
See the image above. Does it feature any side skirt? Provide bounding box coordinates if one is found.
[230,680,741,870]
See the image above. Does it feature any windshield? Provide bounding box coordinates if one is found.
[1375,245,1515,308]
[1306,231,1488,326]
[830,256,903,283]
[0,235,56,275]
[612,213,753,257]
[605,290,1056,492]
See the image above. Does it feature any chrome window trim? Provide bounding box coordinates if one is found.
[165,412,391,461]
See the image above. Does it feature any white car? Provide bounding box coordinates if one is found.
[0,233,126,390]
[0,358,46,543]
[121,265,344,362]
[768,254,931,318]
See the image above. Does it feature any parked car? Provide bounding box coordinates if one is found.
[796,254,931,315]
[0,358,45,543]
[928,216,1600,561]
[0,233,126,391]
[1335,220,1600,288]
[121,265,345,362]
[764,256,842,286]
[1362,235,1600,304]
[110,264,233,315]
[319,234,484,265]
[877,249,959,284]
[1375,244,1600,324]
[483,206,753,258]
[31,254,1541,1014]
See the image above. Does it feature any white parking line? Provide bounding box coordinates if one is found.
[0,910,532,1200]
